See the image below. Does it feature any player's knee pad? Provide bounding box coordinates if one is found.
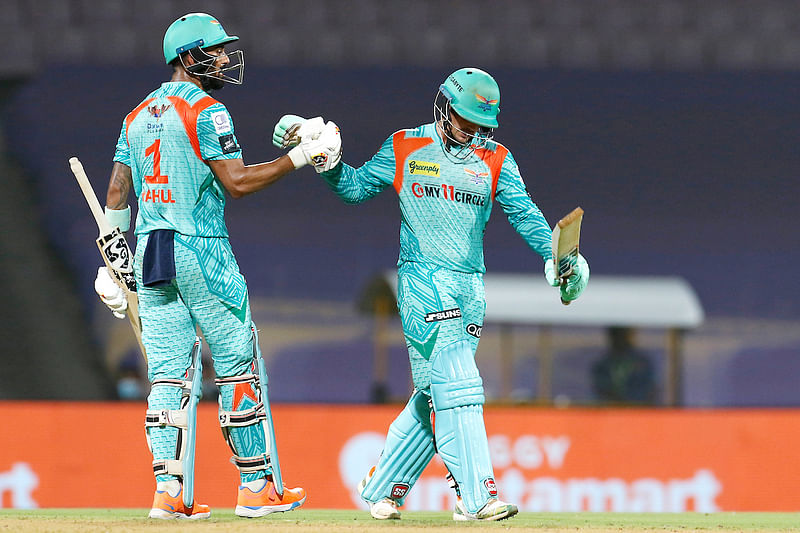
[216,372,268,481]
[430,340,496,513]
[360,390,435,506]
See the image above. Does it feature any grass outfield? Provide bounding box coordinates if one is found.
[0,509,799,532]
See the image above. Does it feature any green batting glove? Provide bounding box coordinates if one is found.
[560,254,590,302]
[272,114,306,148]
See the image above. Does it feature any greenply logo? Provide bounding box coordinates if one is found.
[408,160,440,177]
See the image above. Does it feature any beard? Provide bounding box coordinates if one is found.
[200,75,225,92]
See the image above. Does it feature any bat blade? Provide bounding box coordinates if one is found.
[551,207,584,306]
[96,228,136,293]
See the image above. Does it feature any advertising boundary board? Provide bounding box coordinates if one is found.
[0,403,797,511]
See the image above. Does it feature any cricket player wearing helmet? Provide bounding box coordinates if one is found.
[273,68,589,521]
[94,12,336,519]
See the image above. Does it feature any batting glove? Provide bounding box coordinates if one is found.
[272,114,306,148]
[289,121,342,173]
[543,258,560,287]
[560,254,590,302]
[94,266,127,319]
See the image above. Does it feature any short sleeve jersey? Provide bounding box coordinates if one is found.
[113,82,242,238]
[320,123,553,273]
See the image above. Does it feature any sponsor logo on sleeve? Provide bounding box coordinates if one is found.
[218,134,240,154]
[211,111,232,134]
[424,308,462,323]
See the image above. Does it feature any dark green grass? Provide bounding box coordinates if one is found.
[0,509,799,531]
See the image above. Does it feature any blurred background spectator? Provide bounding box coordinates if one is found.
[591,327,656,405]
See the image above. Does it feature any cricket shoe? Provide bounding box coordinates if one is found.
[235,478,306,518]
[148,485,210,520]
[453,497,518,521]
[357,466,401,520]
[367,498,401,520]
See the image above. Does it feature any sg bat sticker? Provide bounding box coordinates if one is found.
[97,228,136,293]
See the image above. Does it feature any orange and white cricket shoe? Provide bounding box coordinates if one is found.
[148,485,210,520]
[235,478,307,518]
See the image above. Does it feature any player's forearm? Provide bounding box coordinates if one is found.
[515,215,553,260]
[496,164,553,260]
[502,200,553,259]
[106,162,133,209]
[211,157,295,198]
[320,162,381,204]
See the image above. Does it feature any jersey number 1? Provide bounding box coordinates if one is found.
[144,139,169,184]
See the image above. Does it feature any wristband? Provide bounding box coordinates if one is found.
[287,146,307,169]
[105,205,131,232]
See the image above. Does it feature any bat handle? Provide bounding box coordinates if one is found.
[558,276,571,305]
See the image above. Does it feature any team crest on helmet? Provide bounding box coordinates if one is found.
[464,168,489,184]
[475,93,498,111]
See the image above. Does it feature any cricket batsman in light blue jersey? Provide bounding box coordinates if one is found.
[273,68,589,521]
[92,12,336,520]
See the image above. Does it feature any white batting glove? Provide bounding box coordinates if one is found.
[295,117,326,141]
[289,121,342,173]
[94,266,127,319]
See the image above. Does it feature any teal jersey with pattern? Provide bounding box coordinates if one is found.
[321,123,553,273]
[113,82,242,238]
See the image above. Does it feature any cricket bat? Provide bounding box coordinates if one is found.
[69,157,146,359]
[551,207,584,306]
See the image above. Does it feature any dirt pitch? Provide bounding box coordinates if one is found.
[1,509,800,532]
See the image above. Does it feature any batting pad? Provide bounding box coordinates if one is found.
[430,340,495,513]
[145,381,184,482]
[218,377,269,484]
[360,390,435,506]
